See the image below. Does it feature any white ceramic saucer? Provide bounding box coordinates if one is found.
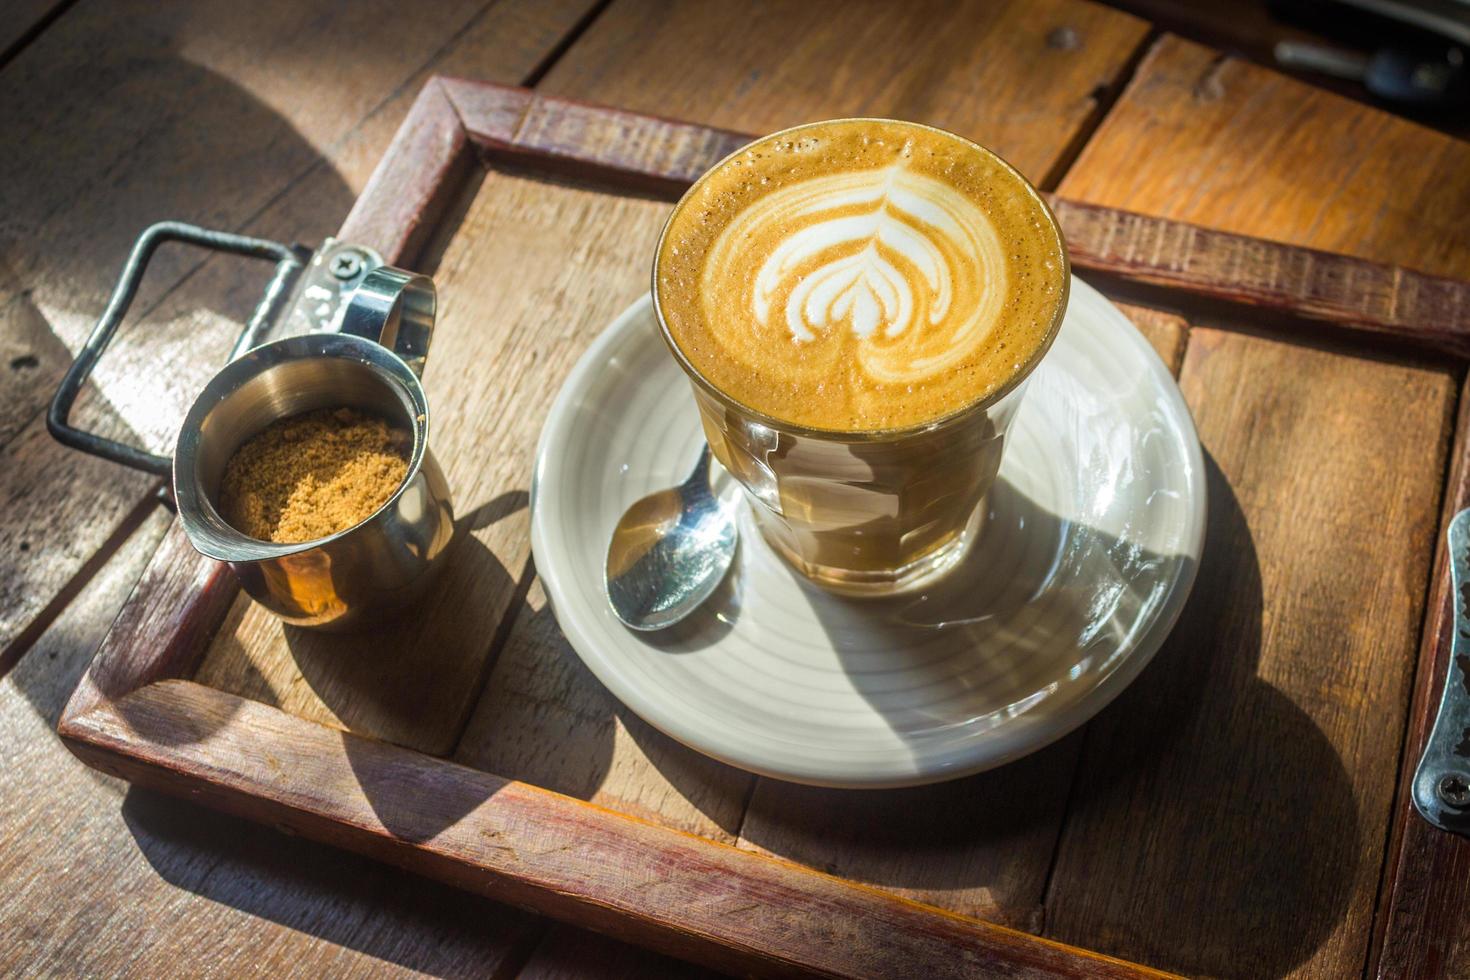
[531,278,1205,788]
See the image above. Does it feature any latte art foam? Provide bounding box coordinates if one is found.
[657,120,1066,431]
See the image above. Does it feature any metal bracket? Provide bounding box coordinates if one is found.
[276,238,386,341]
[46,222,384,477]
[1413,507,1470,835]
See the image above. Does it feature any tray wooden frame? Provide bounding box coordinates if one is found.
[57,77,1470,979]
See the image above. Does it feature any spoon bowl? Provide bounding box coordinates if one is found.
[605,444,737,630]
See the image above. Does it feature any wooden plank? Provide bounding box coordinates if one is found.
[72,64,480,743]
[735,738,1080,933]
[339,78,476,267]
[1043,328,1456,978]
[1100,3,1468,143]
[0,419,154,666]
[454,581,755,841]
[60,681,1169,980]
[1059,34,1470,281]
[0,0,596,666]
[49,58,1470,980]
[62,521,236,725]
[1056,36,1470,976]
[1051,197,1470,358]
[195,107,1188,956]
[1371,371,1470,979]
[1115,303,1188,375]
[515,925,726,980]
[539,0,1152,186]
[442,76,751,196]
[0,509,546,977]
[0,262,67,447]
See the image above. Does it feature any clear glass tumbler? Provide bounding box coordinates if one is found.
[653,125,1068,596]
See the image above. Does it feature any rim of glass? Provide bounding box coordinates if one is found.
[650,117,1071,441]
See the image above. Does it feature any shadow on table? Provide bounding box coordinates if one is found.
[1038,453,1360,977]
[450,586,758,843]
[121,787,542,977]
[294,488,534,842]
[5,27,615,980]
[5,23,365,706]
[723,475,1198,931]
[278,489,531,757]
[679,454,1359,975]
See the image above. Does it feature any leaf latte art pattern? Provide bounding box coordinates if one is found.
[658,118,1068,430]
[702,158,1008,385]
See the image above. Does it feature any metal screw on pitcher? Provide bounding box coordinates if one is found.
[330,249,366,280]
[1438,773,1470,810]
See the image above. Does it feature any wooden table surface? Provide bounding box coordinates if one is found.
[4,1,1468,977]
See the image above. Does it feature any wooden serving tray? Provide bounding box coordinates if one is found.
[58,78,1470,978]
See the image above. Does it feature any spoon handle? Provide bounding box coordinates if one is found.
[683,442,713,487]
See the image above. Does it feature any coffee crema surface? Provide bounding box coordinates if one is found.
[656,119,1066,431]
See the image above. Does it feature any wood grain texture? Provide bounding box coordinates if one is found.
[62,523,235,725]
[735,738,1080,934]
[412,171,755,841]
[1059,34,1470,281]
[63,680,1169,980]
[1102,1,1469,142]
[1372,369,1470,980]
[455,581,756,842]
[129,117,1200,977]
[3,512,549,978]
[442,77,751,196]
[0,262,66,447]
[733,300,1188,934]
[1044,328,1456,978]
[0,420,155,666]
[0,0,595,668]
[46,35,1470,980]
[429,0,1151,935]
[430,71,1184,938]
[339,78,476,265]
[1051,197,1470,358]
[540,0,1151,186]
[516,924,727,980]
[1057,38,1470,976]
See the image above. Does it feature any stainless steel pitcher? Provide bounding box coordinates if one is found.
[49,222,455,630]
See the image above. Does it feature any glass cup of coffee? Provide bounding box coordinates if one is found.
[652,118,1068,596]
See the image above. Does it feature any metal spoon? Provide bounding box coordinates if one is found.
[605,444,737,630]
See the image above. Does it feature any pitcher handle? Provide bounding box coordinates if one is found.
[338,266,436,378]
[46,221,307,476]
